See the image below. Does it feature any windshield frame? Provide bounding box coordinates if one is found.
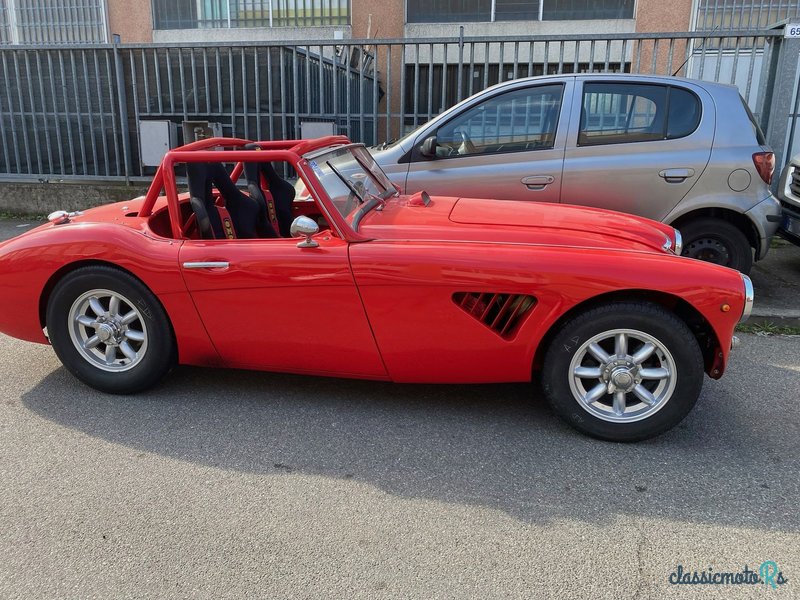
[301,143,398,233]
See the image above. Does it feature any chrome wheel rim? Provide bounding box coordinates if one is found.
[67,289,148,372]
[568,328,677,423]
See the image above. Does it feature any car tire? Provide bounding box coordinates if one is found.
[679,218,753,274]
[540,302,703,442]
[46,265,176,394]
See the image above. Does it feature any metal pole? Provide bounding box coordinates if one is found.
[113,34,132,183]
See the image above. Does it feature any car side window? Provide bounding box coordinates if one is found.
[434,84,564,158]
[579,83,700,146]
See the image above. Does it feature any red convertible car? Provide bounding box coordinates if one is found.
[0,136,753,441]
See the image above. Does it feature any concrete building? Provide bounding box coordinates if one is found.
[3,1,797,46]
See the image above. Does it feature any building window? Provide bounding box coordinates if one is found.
[0,0,108,44]
[406,0,491,23]
[542,0,634,21]
[695,0,800,31]
[407,0,634,23]
[152,0,351,30]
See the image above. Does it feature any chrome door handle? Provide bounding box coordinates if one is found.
[521,175,555,190]
[659,168,695,183]
[182,261,230,269]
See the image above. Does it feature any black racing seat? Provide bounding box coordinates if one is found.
[186,162,277,240]
[242,146,296,238]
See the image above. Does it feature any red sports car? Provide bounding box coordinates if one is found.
[0,136,753,441]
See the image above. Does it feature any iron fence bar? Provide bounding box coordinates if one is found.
[573,40,579,73]
[457,31,464,103]
[426,42,433,121]
[46,50,64,174]
[80,51,98,175]
[165,47,174,114]
[128,50,141,177]
[92,50,109,175]
[58,50,76,174]
[557,40,564,74]
[398,43,405,134]
[154,48,163,114]
[33,50,53,173]
[386,44,392,142]
[68,50,87,173]
[666,38,674,75]
[372,45,378,145]
[0,57,9,172]
[266,47,275,141]
[178,48,187,121]
[241,47,248,138]
[330,46,337,138]
[413,43,420,128]
[105,49,120,176]
[13,51,32,173]
[731,36,741,85]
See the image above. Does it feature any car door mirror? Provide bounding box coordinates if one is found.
[419,135,438,159]
[290,216,319,248]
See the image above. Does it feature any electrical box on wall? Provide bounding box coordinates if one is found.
[182,121,223,144]
[139,120,177,167]
[300,121,336,139]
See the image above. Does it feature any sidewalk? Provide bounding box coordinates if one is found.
[749,240,800,326]
[1,218,798,325]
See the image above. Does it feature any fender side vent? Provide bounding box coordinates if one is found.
[453,292,537,339]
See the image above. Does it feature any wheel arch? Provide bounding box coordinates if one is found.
[532,289,721,377]
[669,207,760,255]
[38,260,176,345]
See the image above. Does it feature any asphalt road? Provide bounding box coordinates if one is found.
[1,218,799,598]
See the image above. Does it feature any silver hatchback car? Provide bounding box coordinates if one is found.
[371,74,781,274]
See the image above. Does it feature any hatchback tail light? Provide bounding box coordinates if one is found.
[753,151,775,185]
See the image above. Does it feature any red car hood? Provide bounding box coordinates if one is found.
[358,195,675,253]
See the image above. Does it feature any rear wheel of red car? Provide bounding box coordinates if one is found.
[541,302,703,442]
[46,266,176,394]
[679,218,753,274]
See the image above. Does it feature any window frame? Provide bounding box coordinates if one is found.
[417,82,566,161]
[577,82,702,147]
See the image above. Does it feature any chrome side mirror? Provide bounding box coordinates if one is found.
[290,216,319,248]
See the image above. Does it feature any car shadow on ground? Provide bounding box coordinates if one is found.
[20,359,799,533]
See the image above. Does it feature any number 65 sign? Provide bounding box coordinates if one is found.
[786,23,800,38]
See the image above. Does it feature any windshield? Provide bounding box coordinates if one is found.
[304,145,397,228]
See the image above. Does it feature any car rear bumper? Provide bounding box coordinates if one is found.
[777,201,800,246]
[745,194,782,260]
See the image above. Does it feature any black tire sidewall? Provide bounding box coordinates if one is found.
[679,218,753,274]
[46,266,175,394]
[541,302,704,442]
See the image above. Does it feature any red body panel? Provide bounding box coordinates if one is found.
[178,236,386,377]
[350,241,743,383]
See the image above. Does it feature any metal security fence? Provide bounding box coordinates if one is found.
[0,0,109,44]
[0,28,797,182]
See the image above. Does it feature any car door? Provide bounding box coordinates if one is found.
[178,235,387,378]
[560,79,713,221]
[403,79,573,202]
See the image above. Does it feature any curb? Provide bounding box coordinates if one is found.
[747,308,800,328]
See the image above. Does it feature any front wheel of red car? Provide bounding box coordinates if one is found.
[541,302,704,442]
[46,266,176,394]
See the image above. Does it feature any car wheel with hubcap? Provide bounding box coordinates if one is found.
[678,218,753,274]
[47,266,176,394]
[541,302,704,442]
